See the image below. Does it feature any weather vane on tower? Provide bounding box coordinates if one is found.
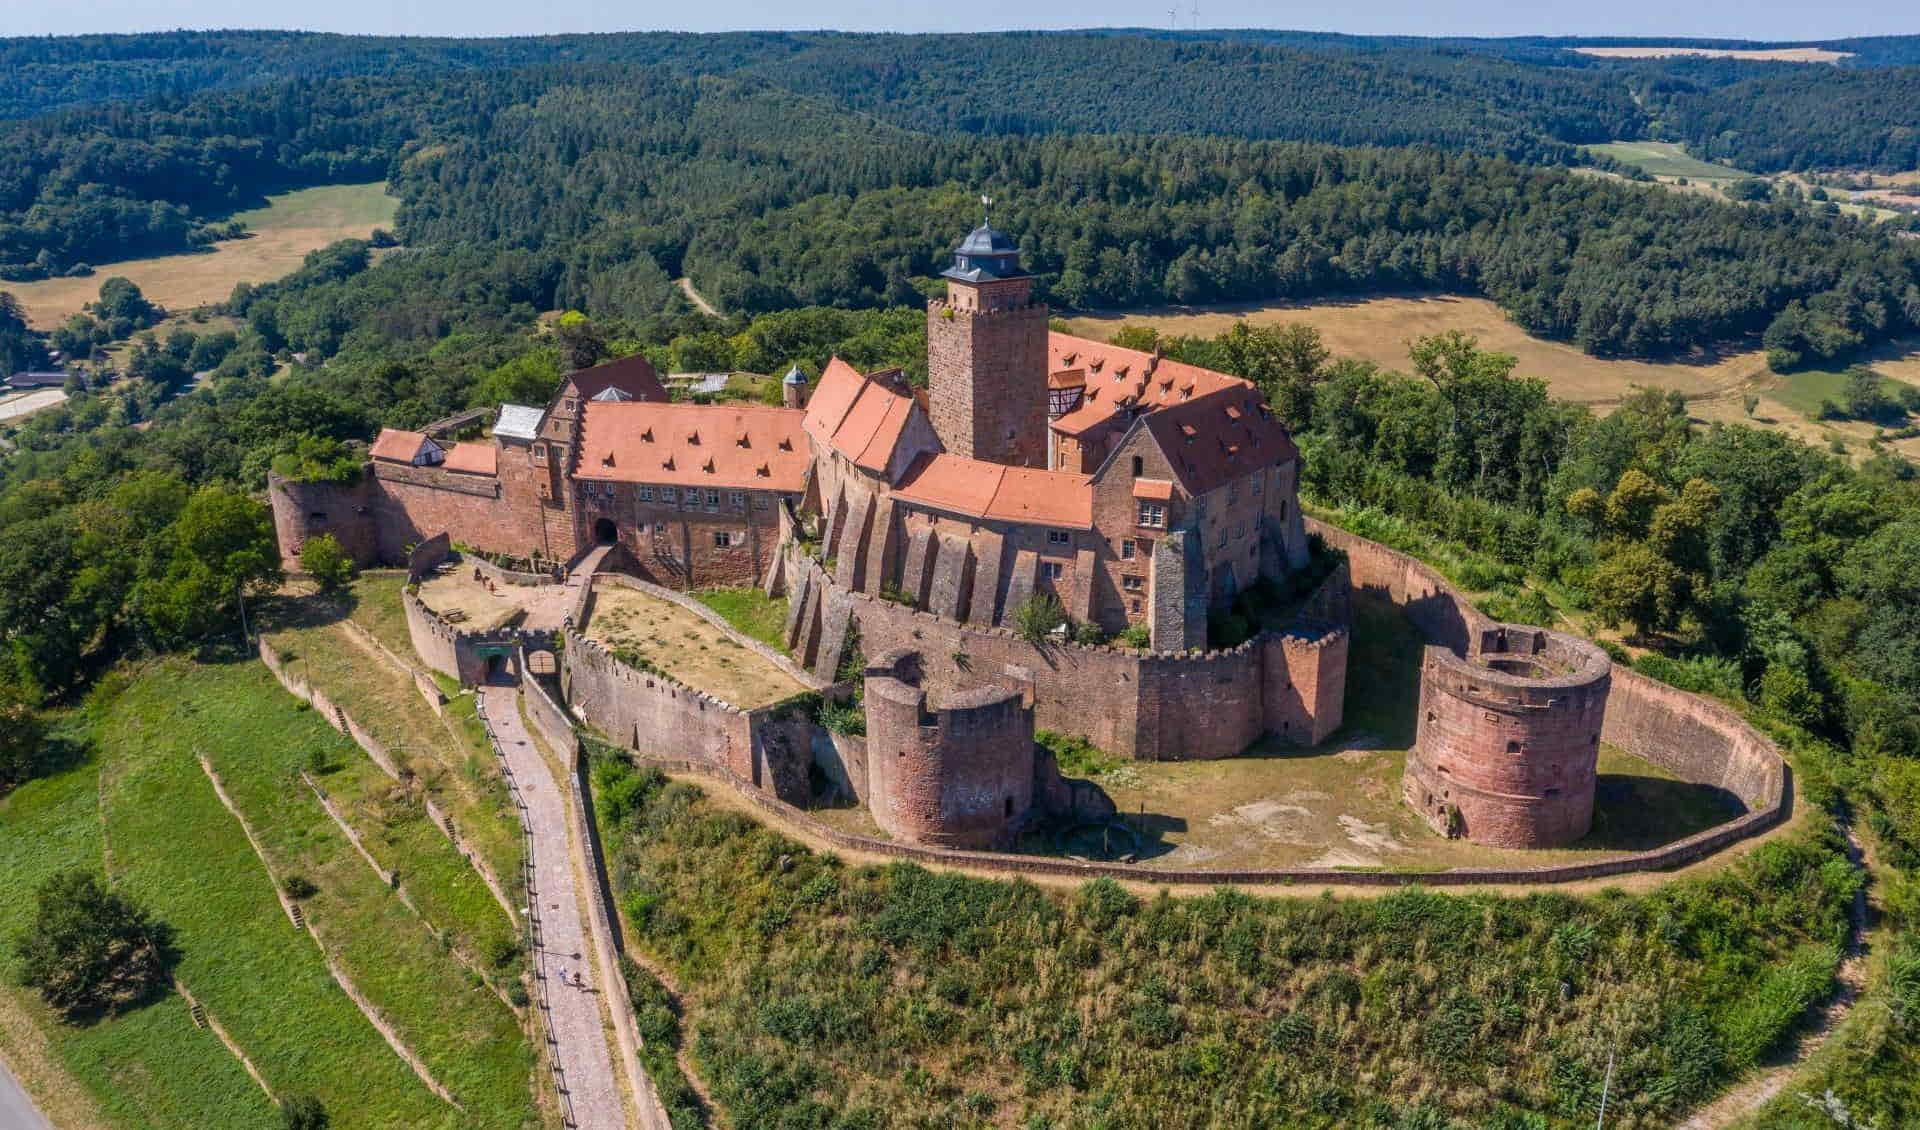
[981,194,993,226]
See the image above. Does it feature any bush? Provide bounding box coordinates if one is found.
[300,533,356,591]
[1117,623,1151,649]
[282,874,318,899]
[1011,593,1067,644]
[281,1094,328,1130]
[11,870,172,1021]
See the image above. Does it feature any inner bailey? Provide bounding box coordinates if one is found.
[1404,625,1612,848]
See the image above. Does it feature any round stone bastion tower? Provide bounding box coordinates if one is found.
[863,649,1037,848]
[1402,623,1612,848]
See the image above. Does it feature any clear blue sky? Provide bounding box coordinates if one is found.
[1,0,1910,42]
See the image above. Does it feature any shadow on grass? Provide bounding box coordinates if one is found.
[1582,774,1744,852]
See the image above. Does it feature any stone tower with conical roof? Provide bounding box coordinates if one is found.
[926,217,1049,468]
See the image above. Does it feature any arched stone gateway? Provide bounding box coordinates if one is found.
[525,649,558,677]
[594,517,618,544]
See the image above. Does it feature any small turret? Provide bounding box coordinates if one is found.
[782,363,809,409]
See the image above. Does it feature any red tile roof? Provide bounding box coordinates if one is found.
[564,354,668,404]
[1140,387,1298,497]
[441,442,498,476]
[369,428,435,463]
[802,356,914,474]
[1132,478,1175,501]
[893,453,1093,530]
[575,402,809,492]
[1046,333,1257,438]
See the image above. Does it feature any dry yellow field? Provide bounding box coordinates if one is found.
[1062,292,1770,406]
[1570,46,1852,63]
[4,182,395,328]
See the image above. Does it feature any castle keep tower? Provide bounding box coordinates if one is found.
[926,219,1049,468]
[1404,624,1611,848]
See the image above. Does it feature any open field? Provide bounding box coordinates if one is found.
[93,658,536,1129]
[260,588,526,896]
[0,725,276,1130]
[1062,292,1769,406]
[2,182,395,328]
[584,582,806,707]
[0,389,67,424]
[1588,140,1750,182]
[1571,46,1853,62]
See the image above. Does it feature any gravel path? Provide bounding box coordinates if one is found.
[479,685,626,1130]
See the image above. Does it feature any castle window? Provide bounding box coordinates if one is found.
[1004,797,1014,818]
[654,523,666,534]
[533,445,547,464]
[1507,741,1522,753]
[754,494,770,510]
[1131,455,1144,476]
[1130,600,1141,613]
[1121,539,1136,560]
[661,487,677,504]
[706,489,721,509]
[1278,500,1288,520]
[1041,562,1064,581]
[713,531,736,548]
[1048,530,1070,546]
[639,486,654,502]
[729,491,746,508]
[1137,502,1165,528]
[564,398,576,412]
[308,512,327,522]
[1122,575,1144,592]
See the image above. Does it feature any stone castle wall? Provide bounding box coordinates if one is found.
[782,551,1350,760]
[268,471,379,567]
[1310,516,1788,830]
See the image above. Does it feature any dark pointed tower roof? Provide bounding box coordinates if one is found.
[942,223,1028,283]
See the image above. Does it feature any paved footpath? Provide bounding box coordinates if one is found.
[0,1060,52,1130]
[479,685,624,1130]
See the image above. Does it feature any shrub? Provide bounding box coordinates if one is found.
[1010,593,1067,644]
[300,533,356,591]
[282,874,318,899]
[1117,623,1151,649]
[281,1095,328,1130]
[11,870,172,1021]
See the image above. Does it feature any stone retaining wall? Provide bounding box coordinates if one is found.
[258,638,515,914]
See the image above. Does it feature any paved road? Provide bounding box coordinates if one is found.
[0,1059,52,1130]
[478,686,624,1130]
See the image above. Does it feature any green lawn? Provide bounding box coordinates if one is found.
[229,181,396,233]
[343,571,418,661]
[262,604,524,896]
[0,727,277,1130]
[693,586,791,651]
[1771,366,1914,423]
[1588,140,1750,181]
[94,658,538,1129]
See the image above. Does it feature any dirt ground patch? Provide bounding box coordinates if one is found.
[1061,292,1769,406]
[582,583,806,708]
[0,389,67,424]
[1064,741,1741,872]
[4,182,395,328]
[415,571,524,632]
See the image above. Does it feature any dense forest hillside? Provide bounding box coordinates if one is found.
[4,64,1918,364]
[3,29,1919,171]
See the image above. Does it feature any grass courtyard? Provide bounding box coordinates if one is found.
[583,582,806,708]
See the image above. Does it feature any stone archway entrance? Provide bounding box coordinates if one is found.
[594,518,618,544]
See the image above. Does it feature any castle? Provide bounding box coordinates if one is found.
[272,219,1619,851]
